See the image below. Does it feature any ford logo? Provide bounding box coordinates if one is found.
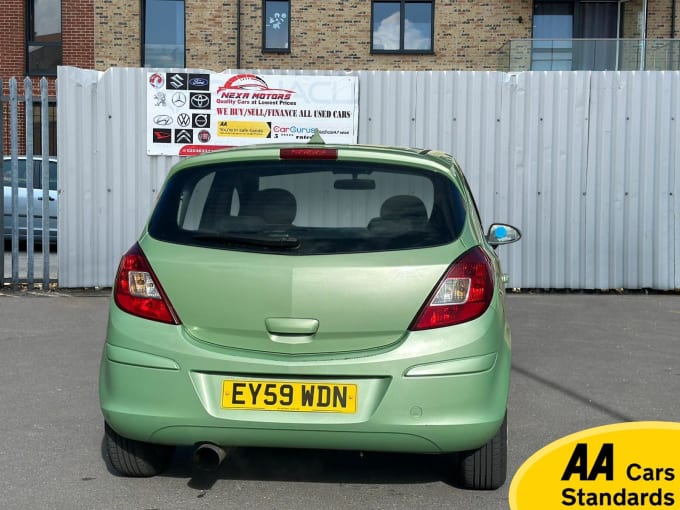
[190,77,209,87]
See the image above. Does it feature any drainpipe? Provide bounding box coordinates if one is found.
[640,0,648,70]
[236,0,242,69]
[672,0,676,39]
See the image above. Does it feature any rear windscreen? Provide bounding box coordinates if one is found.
[148,160,466,255]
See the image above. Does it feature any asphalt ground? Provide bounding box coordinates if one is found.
[0,290,678,510]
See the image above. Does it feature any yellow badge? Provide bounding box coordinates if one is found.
[510,422,680,509]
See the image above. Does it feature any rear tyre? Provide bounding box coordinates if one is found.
[104,422,175,477]
[454,415,507,490]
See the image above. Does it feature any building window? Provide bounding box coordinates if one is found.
[143,0,185,68]
[371,0,433,53]
[263,1,290,52]
[532,0,622,71]
[26,0,62,76]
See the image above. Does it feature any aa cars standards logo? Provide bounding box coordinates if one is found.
[509,422,680,509]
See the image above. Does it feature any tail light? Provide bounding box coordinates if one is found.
[410,247,494,330]
[280,148,338,160]
[113,243,180,325]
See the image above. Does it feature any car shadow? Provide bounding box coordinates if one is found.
[101,437,462,488]
[172,446,457,490]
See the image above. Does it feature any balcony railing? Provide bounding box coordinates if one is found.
[500,39,680,71]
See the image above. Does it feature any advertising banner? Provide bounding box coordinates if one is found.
[146,72,359,156]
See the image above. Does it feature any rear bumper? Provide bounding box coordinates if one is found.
[100,302,511,454]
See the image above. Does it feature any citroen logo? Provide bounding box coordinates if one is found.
[175,129,193,143]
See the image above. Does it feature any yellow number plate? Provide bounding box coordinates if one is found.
[221,380,357,413]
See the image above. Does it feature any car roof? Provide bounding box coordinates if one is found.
[168,143,461,182]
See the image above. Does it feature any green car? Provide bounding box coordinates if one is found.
[99,139,521,489]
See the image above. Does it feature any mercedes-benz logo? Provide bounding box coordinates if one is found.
[172,92,187,108]
[177,113,191,127]
[190,93,210,109]
[153,115,173,126]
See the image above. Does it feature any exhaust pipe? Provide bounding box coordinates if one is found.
[192,443,230,471]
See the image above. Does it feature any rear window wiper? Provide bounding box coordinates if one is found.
[192,233,300,249]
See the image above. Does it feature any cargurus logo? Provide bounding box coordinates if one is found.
[291,126,315,134]
[273,125,316,134]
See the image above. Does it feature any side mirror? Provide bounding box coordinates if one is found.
[486,223,521,248]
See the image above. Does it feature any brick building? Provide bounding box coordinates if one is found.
[0,0,93,155]
[2,0,679,154]
[94,0,678,72]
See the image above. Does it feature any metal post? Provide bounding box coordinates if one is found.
[41,78,50,288]
[9,78,19,289]
[25,78,34,290]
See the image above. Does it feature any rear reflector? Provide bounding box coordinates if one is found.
[280,148,338,160]
[410,247,494,330]
[113,243,180,325]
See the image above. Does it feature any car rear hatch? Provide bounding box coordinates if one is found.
[142,239,468,354]
[143,149,469,355]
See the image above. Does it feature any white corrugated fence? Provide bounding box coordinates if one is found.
[57,66,680,290]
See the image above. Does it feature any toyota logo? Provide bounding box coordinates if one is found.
[190,93,210,109]
[172,92,187,107]
[153,115,173,126]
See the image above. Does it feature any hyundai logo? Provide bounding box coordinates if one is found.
[189,77,209,87]
[190,93,210,109]
[153,115,173,126]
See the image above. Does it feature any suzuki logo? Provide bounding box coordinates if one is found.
[177,114,191,127]
[168,73,186,89]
